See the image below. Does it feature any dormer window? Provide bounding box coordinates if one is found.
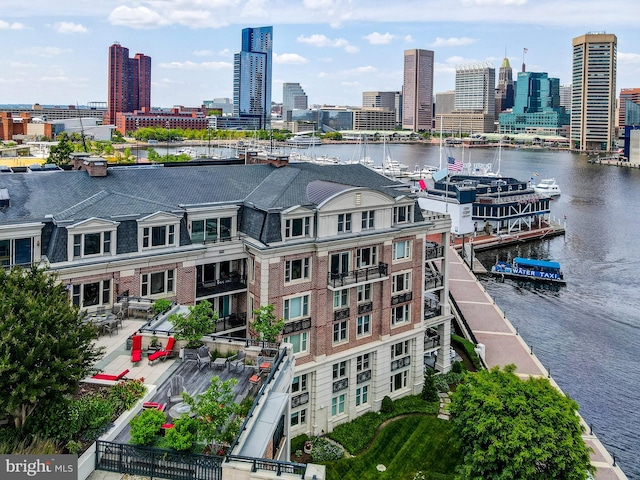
[393,205,413,225]
[285,216,311,239]
[67,218,119,261]
[73,231,111,258]
[137,212,181,251]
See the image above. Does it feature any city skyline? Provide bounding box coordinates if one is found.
[1,0,639,108]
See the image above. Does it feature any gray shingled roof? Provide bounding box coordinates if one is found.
[0,162,411,225]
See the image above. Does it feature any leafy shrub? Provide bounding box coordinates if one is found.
[65,440,83,455]
[129,409,165,446]
[239,395,255,417]
[451,334,482,371]
[165,416,199,451]
[109,379,146,412]
[291,434,310,454]
[451,361,466,374]
[381,396,393,414]
[310,437,343,462]
[422,369,439,402]
[153,299,172,314]
[78,397,114,441]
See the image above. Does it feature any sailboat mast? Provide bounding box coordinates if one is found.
[438,116,443,170]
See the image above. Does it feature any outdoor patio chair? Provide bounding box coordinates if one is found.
[227,350,246,372]
[148,337,176,364]
[167,375,187,403]
[196,346,211,371]
[131,335,142,365]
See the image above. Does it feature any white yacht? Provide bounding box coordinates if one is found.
[533,178,561,197]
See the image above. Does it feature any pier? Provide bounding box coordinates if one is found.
[448,247,627,479]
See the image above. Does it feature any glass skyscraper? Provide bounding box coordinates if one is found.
[282,83,308,122]
[233,26,273,130]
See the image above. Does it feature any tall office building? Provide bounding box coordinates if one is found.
[571,32,617,152]
[619,88,640,130]
[363,91,402,127]
[233,26,273,130]
[107,43,151,125]
[437,63,495,134]
[495,57,514,116]
[402,49,434,131]
[282,83,308,121]
[559,84,572,112]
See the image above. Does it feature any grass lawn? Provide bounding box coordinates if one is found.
[322,415,462,480]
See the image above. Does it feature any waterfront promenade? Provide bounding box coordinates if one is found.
[448,247,627,479]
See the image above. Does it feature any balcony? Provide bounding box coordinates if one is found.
[424,297,442,320]
[214,312,247,334]
[283,317,312,335]
[333,377,349,393]
[196,274,247,298]
[334,308,350,321]
[391,291,413,306]
[425,242,444,260]
[425,272,443,290]
[358,302,373,315]
[327,263,388,289]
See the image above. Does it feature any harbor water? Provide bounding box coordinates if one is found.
[314,142,640,479]
[159,141,639,477]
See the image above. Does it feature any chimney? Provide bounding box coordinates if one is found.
[83,158,108,177]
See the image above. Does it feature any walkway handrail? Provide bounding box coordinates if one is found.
[448,291,478,346]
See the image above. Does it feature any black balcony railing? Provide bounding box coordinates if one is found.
[196,275,247,298]
[391,291,413,305]
[214,312,247,333]
[357,302,373,314]
[333,377,349,393]
[291,392,310,408]
[425,273,443,290]
[356,369,372,384]
[283,317,311,335]
[425,242,444,260]
[327,263,388,288]
[334,308,350,321]
[391,356,411,372]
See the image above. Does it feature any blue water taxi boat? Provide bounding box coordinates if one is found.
[491,257,565,284]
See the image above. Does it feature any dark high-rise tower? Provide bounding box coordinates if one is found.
[402,49,434,132]
[107,43,151,125]
[496,57,514,113]
[233,26,273,130]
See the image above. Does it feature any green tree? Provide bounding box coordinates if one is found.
[47,132,74,166]
[183,376,240,447]
[0,266,103,428]
[250,304,284,343]
[169,300,216,348]
[422,369,439,402]
[450,365,593,480]
[165,416,199,451]
[129,408,166,446]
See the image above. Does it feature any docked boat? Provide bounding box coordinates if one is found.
[533,178,561,197]
[176,147,197,159]
[409,165,438,180]
[491,257,565,284]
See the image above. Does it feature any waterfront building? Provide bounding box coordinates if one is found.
[559,84,572,113]
[353,108,396,131]
[107,43,151,125]
[495,57,515,119]
[498,72,569,136]
[436,63,495,134]
[0,156,452,441]
[435,91,456,118]
[282,83,308,122]
[402,49,434,131]
[0,104,106,122]
[233,26,273,130]
[362,91,401,127]
[203,98,233,116]
[618,88,640,131]
[571,32,617,152]
[114,107,209,135]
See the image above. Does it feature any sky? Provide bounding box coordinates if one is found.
[1,0,640,109]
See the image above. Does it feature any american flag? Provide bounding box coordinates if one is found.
[447,156,463,172]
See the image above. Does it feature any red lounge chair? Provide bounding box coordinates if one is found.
[148,337,176,364]
[142,402,166,411]
[91,369,130,381]
[131,335,142,365]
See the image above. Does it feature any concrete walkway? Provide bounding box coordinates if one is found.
[448,247,627,480]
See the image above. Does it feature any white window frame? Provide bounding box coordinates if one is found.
[393,204,413,225]
[391,340,410,359]
[332,361,347,380]
[390,371,408,392]
[291,408,307,426]
[190,216,233,243]
[392,240,411,261]
[361,210,375,230]
[292,374,308,394]
[284,331,308,354]
[333,320,348,344]
[141,269,175,298]
[72,279,111,309]
[333,289,348,309]
[285,257,310,283]
[284,216,311,239]
[391,304,410,325]
[357,284,372,303]
[356,246,377,268]
[338,213,352,233]
[331,394,345,416]
[0,237,34,266]
[137,213,181,252]
[392,271,412,293]
[356,314,371,337]
[284,294,310,321]
[355,385,369,406]
[66,219,119,261]
[356,353,370,372]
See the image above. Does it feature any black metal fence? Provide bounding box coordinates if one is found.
[96,440,223,480]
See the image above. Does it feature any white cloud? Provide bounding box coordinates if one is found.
[38,75,70,83]
[218,48,233,58]
[431,37,476,47]
[193,50,213,57]
[19,47,70,58]
[158,60,232,70]
[404,35,415,43]
[619,52,640,64]
[349,66,377,74]
[363,32,396,45]
[108,6,170,29]
[0,20,26,30]
[274,53,308,65]
[341,81,359,87]
[304,0,335,8]
[52,22,87,34]
[462,0,527,5]
[297,34,358,53]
